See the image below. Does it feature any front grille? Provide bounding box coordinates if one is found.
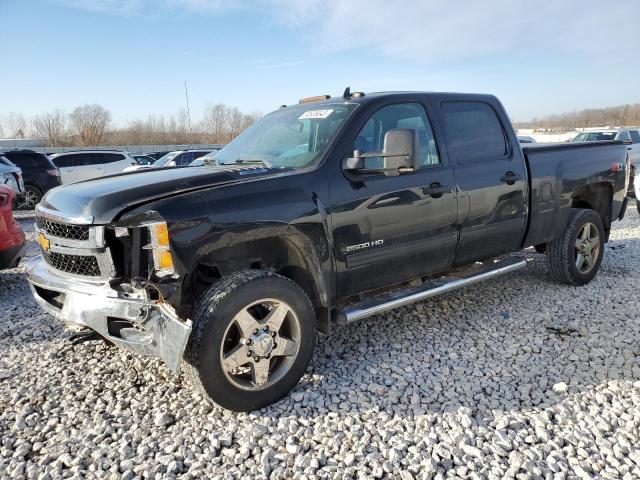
[36,218,90,241]
[42,250,101,277]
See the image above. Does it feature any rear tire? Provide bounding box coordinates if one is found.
[18,185,42,210]
[183,270,316,411]
[547,208,604,286]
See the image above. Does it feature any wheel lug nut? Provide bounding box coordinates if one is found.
[253,329,258,335]
[246,339,253,346]
[247,350,252,356]
[263,326,269,332]
[271,331,276,337]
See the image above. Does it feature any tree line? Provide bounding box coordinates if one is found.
[516,102,640,130]
[0,103,262,147]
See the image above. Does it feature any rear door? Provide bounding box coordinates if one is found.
[53,155,77,184]
[74,153,104,181]
[628,130,640,166]
[102,153,131,174]
[435,98,528,265]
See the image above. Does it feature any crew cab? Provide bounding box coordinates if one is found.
[26,91,629,411]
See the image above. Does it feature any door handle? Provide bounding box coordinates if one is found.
[422,182,451,198]
[500,171,521,185]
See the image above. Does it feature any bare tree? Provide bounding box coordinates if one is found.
[201,103,228,144]
[3,112,28,139]
[32,109,67,147]
[69,104,111,146]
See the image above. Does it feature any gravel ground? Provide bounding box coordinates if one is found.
[1,208,639,479]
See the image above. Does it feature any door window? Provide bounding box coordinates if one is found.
[102,153,125,163]
[53,155,76,168]
[177,152,194,165]
[618,131,631,142]
[441,101,508,163]
[630,130,640,144]
[353,103,440,168]
[74,154,103,166]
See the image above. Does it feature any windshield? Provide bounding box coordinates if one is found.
[211,103,358,169]
[573,132,617,142]
[154,151,181,166]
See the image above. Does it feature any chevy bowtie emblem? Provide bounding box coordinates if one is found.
[38,233,50,251]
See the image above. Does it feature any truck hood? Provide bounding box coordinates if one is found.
[39,165,277,224]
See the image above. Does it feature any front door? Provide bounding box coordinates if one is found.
[436,100,528,265]
[328,101,458,298]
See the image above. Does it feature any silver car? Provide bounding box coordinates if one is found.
[0,155,25,202]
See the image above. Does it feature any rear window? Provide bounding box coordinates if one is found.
[441,101,508,163]
[4,151,52,168]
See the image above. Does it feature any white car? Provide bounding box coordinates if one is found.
[49,151,138,184]
[518,136,536,144]
[572,129,640,166]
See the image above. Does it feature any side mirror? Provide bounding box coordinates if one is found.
[344,128,419,176]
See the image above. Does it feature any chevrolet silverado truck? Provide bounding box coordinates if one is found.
[26,91,629,411]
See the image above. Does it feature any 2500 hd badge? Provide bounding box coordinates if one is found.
[345,239,384,252]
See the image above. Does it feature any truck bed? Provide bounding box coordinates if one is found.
[522,140,628,248]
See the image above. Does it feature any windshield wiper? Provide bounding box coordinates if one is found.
[232,158,273,168]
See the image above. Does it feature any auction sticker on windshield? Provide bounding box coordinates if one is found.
[298,109,334,120]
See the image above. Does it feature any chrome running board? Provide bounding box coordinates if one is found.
[337,257,528,324]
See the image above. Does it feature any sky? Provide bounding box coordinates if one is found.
[1,0,639,126]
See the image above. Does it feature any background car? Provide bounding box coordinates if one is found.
[0,155,25,204]
[49,150,138,184]
[124,149,214,172]
[145,151,171,160]
[189,149,221,167]
[518,136,537,144]
[0,185,25,269]
[572,129,640,166]
[2,149,61,209]
[132,154,156,165]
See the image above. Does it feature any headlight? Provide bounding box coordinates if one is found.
[144,221,175,277]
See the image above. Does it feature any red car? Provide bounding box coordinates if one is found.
[0,185,26,269]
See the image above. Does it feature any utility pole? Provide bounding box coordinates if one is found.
[184,81,192,141]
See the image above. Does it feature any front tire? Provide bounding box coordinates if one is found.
[547,208,604,286]
[184,270,316,411]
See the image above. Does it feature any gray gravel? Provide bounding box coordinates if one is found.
[1,208,640,479]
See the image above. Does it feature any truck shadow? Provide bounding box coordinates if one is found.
[271,233,640,419]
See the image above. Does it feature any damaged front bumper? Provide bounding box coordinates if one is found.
[26,255,192,373]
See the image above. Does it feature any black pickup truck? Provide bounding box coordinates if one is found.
[27,91,629,411]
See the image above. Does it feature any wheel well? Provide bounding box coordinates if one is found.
[570,183,612,235]
[182,237,327,323]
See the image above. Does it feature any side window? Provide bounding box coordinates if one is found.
[7,153,37,168]
[102,153,125,163]
[630,130,640,144]
[441,101,508,163]
[53,155,76,168]
[352,102,440,168]
[176,153,193,165]
[75,154,100,166]
[618,131,631,142]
